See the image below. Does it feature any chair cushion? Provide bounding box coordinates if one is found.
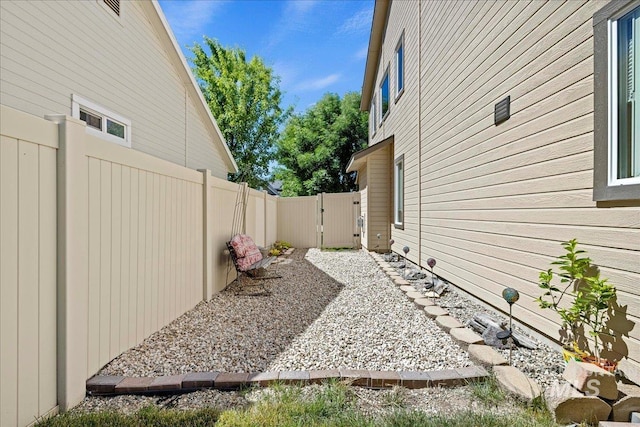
[231,234,264,271]
[230,234,255,257]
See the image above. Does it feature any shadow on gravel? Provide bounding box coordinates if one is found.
[99,248,346,376]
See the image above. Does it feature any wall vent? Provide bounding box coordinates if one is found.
[103,0,120,16]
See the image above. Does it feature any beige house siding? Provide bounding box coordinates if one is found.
[0,0,233,176]
[371,0,421,261]
[361,0,640,375]
[366,145,392,251]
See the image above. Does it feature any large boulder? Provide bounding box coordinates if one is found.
[493,365,541,402]
[612,382,640,422]
[562,360,618,400]
[545,382,611,424]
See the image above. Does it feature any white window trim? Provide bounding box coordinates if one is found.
[371,95,377,136]
[607,15,640,186]
[394,155,404,228]
[395,33,405,101]
[72,94,132,148]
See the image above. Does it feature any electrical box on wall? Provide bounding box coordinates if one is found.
[494,96,510,125]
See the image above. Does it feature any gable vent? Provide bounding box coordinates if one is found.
[103,0,120,16]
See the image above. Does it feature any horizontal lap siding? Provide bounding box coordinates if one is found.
[0,1,230,175]
[186,95,228,179]
[366,146,391,249]
[375,1,421,260]
[0,111,58,427]
[86,137,204,377]
[417,0,640,367]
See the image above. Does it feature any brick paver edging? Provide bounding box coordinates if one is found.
[87,367,489,396]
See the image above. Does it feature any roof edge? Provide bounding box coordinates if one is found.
[346,136,393,173]
[360,0,391,111]
[149,0,239,174]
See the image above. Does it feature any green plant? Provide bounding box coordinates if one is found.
[268,248,282,257]
[470,376,506,407]
[535,239,617,361]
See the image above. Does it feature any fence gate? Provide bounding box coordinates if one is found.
[319,192,361,249]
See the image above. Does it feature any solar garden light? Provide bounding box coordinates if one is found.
[402,246,410,278]
[498,287,520,365]
[425,258,436,301]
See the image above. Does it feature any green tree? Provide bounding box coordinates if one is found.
[274,92,368,196]
[191,37,291,188]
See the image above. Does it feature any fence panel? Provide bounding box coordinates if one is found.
[321,192,361,248]
[84,134,204,376]
[1,107,58,427]
[277,196,319,248]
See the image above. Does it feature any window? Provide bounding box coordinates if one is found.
[396,33,405,99]
[371,95,377,136]
[380,70,390,121]
[594,1,640,200]
[394,155,404,228]
[72,94,131,147]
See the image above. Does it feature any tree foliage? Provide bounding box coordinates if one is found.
[191,37,291,188]
[274,92,368,196]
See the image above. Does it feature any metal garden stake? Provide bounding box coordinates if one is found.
[498,287,520,365]
[426,258,436,301]
[402,246,410,278]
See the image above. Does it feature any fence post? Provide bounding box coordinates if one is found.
[263,190,268,246]
[199,169,213,301]
[46,114,88,411]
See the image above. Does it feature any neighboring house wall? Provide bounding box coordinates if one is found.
[360,0,640,378]
[0,0,233,179]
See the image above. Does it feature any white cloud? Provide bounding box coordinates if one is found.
[267,0,320,50]
[294,73,341,91]
[160,0,226,45]
[355,45,368,60]
[336,6,373,35]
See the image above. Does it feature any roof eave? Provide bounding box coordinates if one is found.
[149,0,239,174]
[360,0,391,111]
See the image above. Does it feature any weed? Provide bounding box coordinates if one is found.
[470,376,506,407]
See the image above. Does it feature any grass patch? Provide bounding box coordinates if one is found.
[470,376,506,407]
[37,382,563,426]
[36,405,221,426]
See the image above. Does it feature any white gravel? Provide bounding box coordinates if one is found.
[100,248,472,377]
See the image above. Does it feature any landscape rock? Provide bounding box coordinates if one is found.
[613,382,640,422]
[467,344,508,367]
[449,327,484,347]
[562,360,618,400]
[482,325,509,349]
[435,315,464,333]
[423,305,449,318]
[545,382,611,424]
[494,365,541,402]
[405,270,426,280]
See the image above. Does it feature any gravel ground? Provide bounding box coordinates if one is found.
[73,248,565,416]
[387,255,566,391]
[100,248,472,376]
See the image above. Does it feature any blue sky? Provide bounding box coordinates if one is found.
[158,0,374,114]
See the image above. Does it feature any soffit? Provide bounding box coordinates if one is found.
[360,0,391,111]
[346,136,393,173]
